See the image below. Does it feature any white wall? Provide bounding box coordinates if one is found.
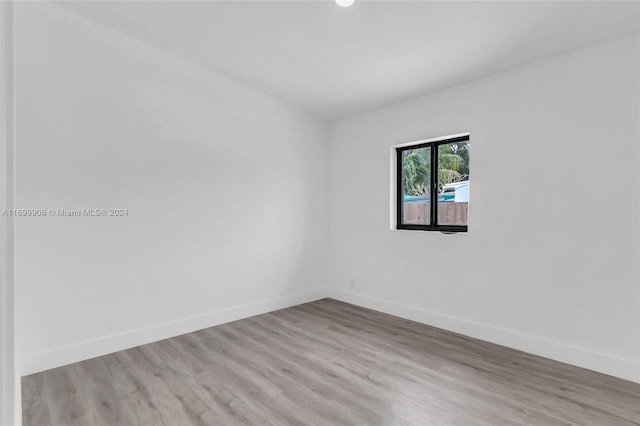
[327,34,640,382]
[15,2,328,375]
[14,0,640,388]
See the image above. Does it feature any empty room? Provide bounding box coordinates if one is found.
[1,0,639,425]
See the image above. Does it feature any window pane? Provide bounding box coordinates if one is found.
[437,141,469,226]
[401,147,431,225]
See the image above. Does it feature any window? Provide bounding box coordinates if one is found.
[396,134,469,232]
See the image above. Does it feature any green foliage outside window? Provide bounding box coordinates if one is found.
[402,142,469,196]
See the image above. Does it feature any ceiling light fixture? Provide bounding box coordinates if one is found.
[335,0,355,7]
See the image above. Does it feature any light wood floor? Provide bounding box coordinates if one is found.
[22,298,640,426]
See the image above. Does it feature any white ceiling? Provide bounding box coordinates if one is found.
[58,1,639,120]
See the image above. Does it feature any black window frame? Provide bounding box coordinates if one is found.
[396,134,469,233]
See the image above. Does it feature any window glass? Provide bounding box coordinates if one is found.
[437,141,469,226]
[401,147,431,225]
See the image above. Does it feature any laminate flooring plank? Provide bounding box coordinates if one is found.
[228,317,389,423]
[73,357,138,426]
[198,323,384,425]
[170,332,305,426]
[41,365,96,426]
[21,374,51,426]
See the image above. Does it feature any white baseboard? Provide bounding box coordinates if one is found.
[21,288,328,376]
[21,287,640,384]
[327,288,640,383]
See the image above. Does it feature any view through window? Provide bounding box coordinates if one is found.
[396,135,469,232]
